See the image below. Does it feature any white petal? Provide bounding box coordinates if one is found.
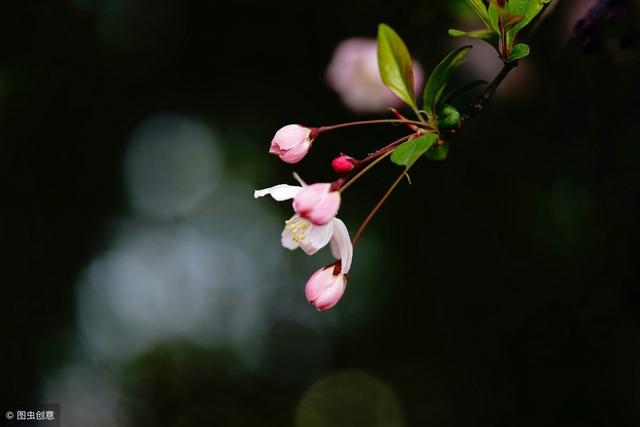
[330,233,340,259]
[281,228,299,250]
[330,218,353,274]
[254,184,302,201]
[299,221,334,255]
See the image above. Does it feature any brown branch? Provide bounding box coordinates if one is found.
[463,61,517,124]
[442,60,518,141]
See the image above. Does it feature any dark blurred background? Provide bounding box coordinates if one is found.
[2,0,640,425]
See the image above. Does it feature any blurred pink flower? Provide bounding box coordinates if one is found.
[451,37,537,100]
[269,124,314,164]
[326,38,424,114]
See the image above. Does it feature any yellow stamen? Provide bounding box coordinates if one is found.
[285,217,311,243]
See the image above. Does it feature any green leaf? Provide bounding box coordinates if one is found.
[488,2,501,34]
[426,144,449,161]
[508,0,551,35]
[500,11,525,31]
[442,79,487,104]
[377,23,417,109]
[448,28,498,45]
[487,1,525,33]
[437,104,460,128]
[391,133,438,167]
[506,43,530,62]
[463,0,492,29]
[422,46,472,114]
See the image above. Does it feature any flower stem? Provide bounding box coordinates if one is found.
[317,119,426,133]
[340,150,393,193]
[498,18,509,59]
[352,165,413,245]
[411,105,429,126]
[339,133,414,193]
[358,134,413,164]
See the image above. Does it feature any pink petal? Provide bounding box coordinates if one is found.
[305,267,333,302]
[271,125,311,150]
[313,274,347,311]
[305,191,340,225]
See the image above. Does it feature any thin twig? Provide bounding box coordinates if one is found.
[339,133,414,192]
[352,165,412,245]
[340,150,394,193]
[454,60,518,132]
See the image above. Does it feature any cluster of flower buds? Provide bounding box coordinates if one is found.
[255,115,425,311]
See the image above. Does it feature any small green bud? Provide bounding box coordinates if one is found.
[437,104,460,128]
[426,144,448,161]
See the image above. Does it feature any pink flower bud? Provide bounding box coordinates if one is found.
[305,266,347,311]
[331,155,357,174]
[293,183,340,225]
[269,124,314,164]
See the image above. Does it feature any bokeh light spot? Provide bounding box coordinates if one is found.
[296,371,405,427]
[125,115,221,219]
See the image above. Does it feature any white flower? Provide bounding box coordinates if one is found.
[254,180,352,272]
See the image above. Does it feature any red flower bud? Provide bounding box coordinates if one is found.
[331,155,357,174]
